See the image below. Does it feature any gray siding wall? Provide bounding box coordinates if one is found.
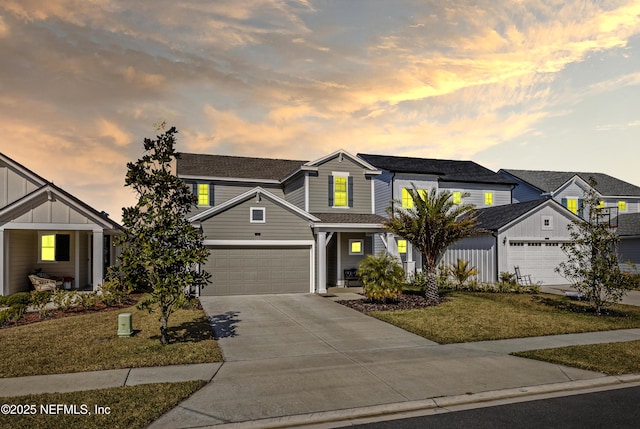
[188,181,284,216]
[440,235,497,283]
[200,197,314,241]
[374,170,393,216]
[499,173,543,203]
[283,174,305,210]
[0,162,41,208]
[393,174,439,210]
[619,238,640,271]
[308,156,373,214]
[439,182,512,209]
[8,230,36,294]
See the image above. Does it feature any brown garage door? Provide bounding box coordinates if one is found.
[200,246,312,296]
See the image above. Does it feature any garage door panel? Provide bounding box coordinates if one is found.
[508,242,568,285]
[201,246,311,296]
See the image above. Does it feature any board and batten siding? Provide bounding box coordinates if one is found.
[439,182,512,209]
[283,174,305,210]
[619,238,640,271]
[9,196,93,225]
[200,197,314,241]
[307,156,373,214]
[0,162,42,208]
[440,235,497,283]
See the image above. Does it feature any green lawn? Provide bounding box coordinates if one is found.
[514,341,640,375]
[0,381,205,429]
[370,292,640,344]
[0,300,222,378]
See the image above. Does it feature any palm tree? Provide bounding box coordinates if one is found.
[384,186,479,304]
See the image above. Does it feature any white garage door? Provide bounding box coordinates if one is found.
[507,242,568,285]
[200,246,312,296]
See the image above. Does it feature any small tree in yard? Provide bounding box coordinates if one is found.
[385,186,479,305]
[556,178,631,315]
[116,126,210,344]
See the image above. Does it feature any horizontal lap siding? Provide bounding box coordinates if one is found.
[200,197,314,241]
[439,182,512,208]
[308,156,372,214]
[284,175,305,210]
[8,230,37,294]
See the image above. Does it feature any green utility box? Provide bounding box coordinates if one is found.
[118,312,133,337]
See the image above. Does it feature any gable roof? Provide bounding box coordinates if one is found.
[305,149,380,173]
[614,213,640,237]
[188,187,320,223]
[0,152,48,188]
[358,153,514,185]
[500,169,640,197]
[472,199,551,231]
[177,153,306,182]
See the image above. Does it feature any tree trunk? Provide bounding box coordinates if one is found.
[424,264,439,305]
[160,314,169,345]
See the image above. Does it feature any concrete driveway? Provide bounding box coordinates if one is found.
[150,294,606,428]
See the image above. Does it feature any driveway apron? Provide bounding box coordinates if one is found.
[149,294,605,428]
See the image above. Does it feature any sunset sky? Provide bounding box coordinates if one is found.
[2,0,640,222]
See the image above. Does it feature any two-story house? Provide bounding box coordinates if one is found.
[176,150,391,296]
[0,153,121,296]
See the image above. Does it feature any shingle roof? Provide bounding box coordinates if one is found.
[501,169,640,197]
[312,213,387,224]
[472,199,548,231]
[177,153,306,181]
[358,153,514,185]
[615,213,640,236]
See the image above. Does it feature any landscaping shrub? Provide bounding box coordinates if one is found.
[0,295,6,306]
[6,292,31,307]
[448,259,478,288]
[358,253,405,302]
[499,271,517,285]
[78,291,99,310]
[52,290,78,312]
[99,278,130,307]
[0,304,26,326]
[30,291,52,319]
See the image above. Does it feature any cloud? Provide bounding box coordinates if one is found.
[98,119,133,147]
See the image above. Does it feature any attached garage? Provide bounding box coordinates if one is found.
[507,241,568,285]
[200,245,313,296]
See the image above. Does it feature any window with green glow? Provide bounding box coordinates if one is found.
[41,234,55,261]
[198,184,209,206]
[334,177,347,207]
[484,192,493,205]
[398,239,407,254]
[452,191,462,205]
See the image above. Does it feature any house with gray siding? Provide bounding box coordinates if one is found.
[0,153,121,296]
[441,199,581,284]
[177,150,391,296]
[614,213,640,272]
[358,153,516,275]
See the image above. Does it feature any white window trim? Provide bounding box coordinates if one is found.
[541,215,553,231]
[451,190,463,205]
[618,200,628,212]
[484,191,494,206]
[197,183,211,207]
[38,231,68,263]
[349,239,364,255]
[332,171,350,209]
[250,207,266,223]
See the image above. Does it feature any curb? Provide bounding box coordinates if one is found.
[201,375,640,429]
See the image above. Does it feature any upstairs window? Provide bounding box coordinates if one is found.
[402,188,413,209]
[597,201,605,209]
[452,191,462,205]
[328,173,353,208]
[397,239,407,254]
[619,200,627,212]
[484,192,493,206]
[198,184,210,206]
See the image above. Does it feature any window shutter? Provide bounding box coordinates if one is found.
[209,183,214,206]
[561,198,567,208]
[55,234,71,262]
[578,199,584,218]
[192,182,198,196]
[328,175,334,206]
[348,176,354,207]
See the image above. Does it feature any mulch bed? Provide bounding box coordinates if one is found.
[336,293,439,312]
[0,294,142,329]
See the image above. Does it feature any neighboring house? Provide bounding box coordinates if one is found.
[440,199,581,284]
[358,153,516,273]
[614,213,640,272]
[0,153,121,296]
[176,150,390,296]
[499,169,640,217]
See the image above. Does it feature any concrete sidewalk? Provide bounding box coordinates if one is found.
[540,285,640,307]
[148,294,640,429]
[0,363,221,397]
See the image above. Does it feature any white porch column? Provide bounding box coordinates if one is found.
[0,229,5,296]
[317,232,327,293]
[92,229,104,290]
[336,232,343,287]
[386,233,400,258]
[405,241,416,280]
